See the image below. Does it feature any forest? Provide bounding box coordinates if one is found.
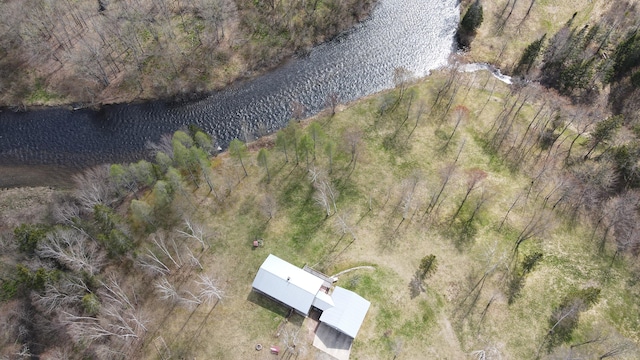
[0,0,372,108]
[2,0,640,359]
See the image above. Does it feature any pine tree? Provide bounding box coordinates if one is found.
[514,34,546,75]
[457,0,483,49]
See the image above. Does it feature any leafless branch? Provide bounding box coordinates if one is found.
[184,247,203,270]
[196,274,225,305]
[154,277,180,304]
[151,232,182,269]
[37,228,105,276]
[136,248,171,276]
[176,218,207,249]
[72,164,113,212]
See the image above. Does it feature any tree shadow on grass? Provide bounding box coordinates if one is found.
[176,299,222,355]
[445,218,478,252]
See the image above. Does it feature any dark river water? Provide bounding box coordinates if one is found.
[0,0,458,175]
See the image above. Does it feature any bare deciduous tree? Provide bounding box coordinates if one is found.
[326,92,339,116]
[343,128,363,172]
[281,325,307,357]
[451,168,487,223]
[396,172,421,231]
[37,228,105,276]
[31,275,89,315]
[147,133,175,159]
[62,275,147,345]
[150,232,183,269]
[454,242,506,323]
[73,165,113,212]
[407,100,427,140]
[260,193,278,222]
[333,210,355,241]
[62,311,138,343]
[603,192,640,263]
[184,247,203,270]
[513,209,554,257]
[424,162,457,218]
[392,338,404,360]
[442,105,469,151]
[196,274,225,305]
[100,275,148,334]
[177,218,208,249]
[137,247,172,276]
[154,277,181,304]
[309,167,338,217]
[291,100,306,121]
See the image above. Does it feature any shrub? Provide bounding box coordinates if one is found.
[82,293,101,316]
[14,223,49,254]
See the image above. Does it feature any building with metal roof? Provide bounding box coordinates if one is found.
[251,254,325,315]
[319,286,371,338]
[252,254,370,340]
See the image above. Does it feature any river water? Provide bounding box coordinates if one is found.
[0,0,459,175]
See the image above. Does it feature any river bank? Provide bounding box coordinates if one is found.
[0,0,376,109]
[0,62,504,190]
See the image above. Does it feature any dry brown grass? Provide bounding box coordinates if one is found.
[0,186,56,231]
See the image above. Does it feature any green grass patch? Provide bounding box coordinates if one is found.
[27,79,60,104]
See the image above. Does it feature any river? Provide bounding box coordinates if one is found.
[0,0,459,187]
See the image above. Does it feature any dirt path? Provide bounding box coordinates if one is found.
[438,316,465,357]
[330,266,376,278]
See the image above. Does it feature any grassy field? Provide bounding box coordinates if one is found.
[125,68,640,359]
[4,1,640,358]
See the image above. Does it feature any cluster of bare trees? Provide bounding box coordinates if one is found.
[481,76,640,262]
[0,0,375,106]
[238,0,373,68]
[0,0,235,105]
[133,218,224,312]
[62,276,147,346]
[137,219,209,276]
[452,241,507,334]
[2,163,148,358]
[19,260,147,358]
[9,160,224,358]
[37,228,105,276]
[375,68,435,154]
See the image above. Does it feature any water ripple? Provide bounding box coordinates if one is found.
[0,0,458,167]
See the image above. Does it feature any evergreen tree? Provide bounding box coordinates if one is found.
[515,34,546,75]
[460,1,483,35]
[418,254,438,280]
[457,0,483,49]
[606,30,640,83]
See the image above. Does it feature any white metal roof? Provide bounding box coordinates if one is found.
[312,290,335,311]
[319,286,371,338]
[252,254,324,315]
